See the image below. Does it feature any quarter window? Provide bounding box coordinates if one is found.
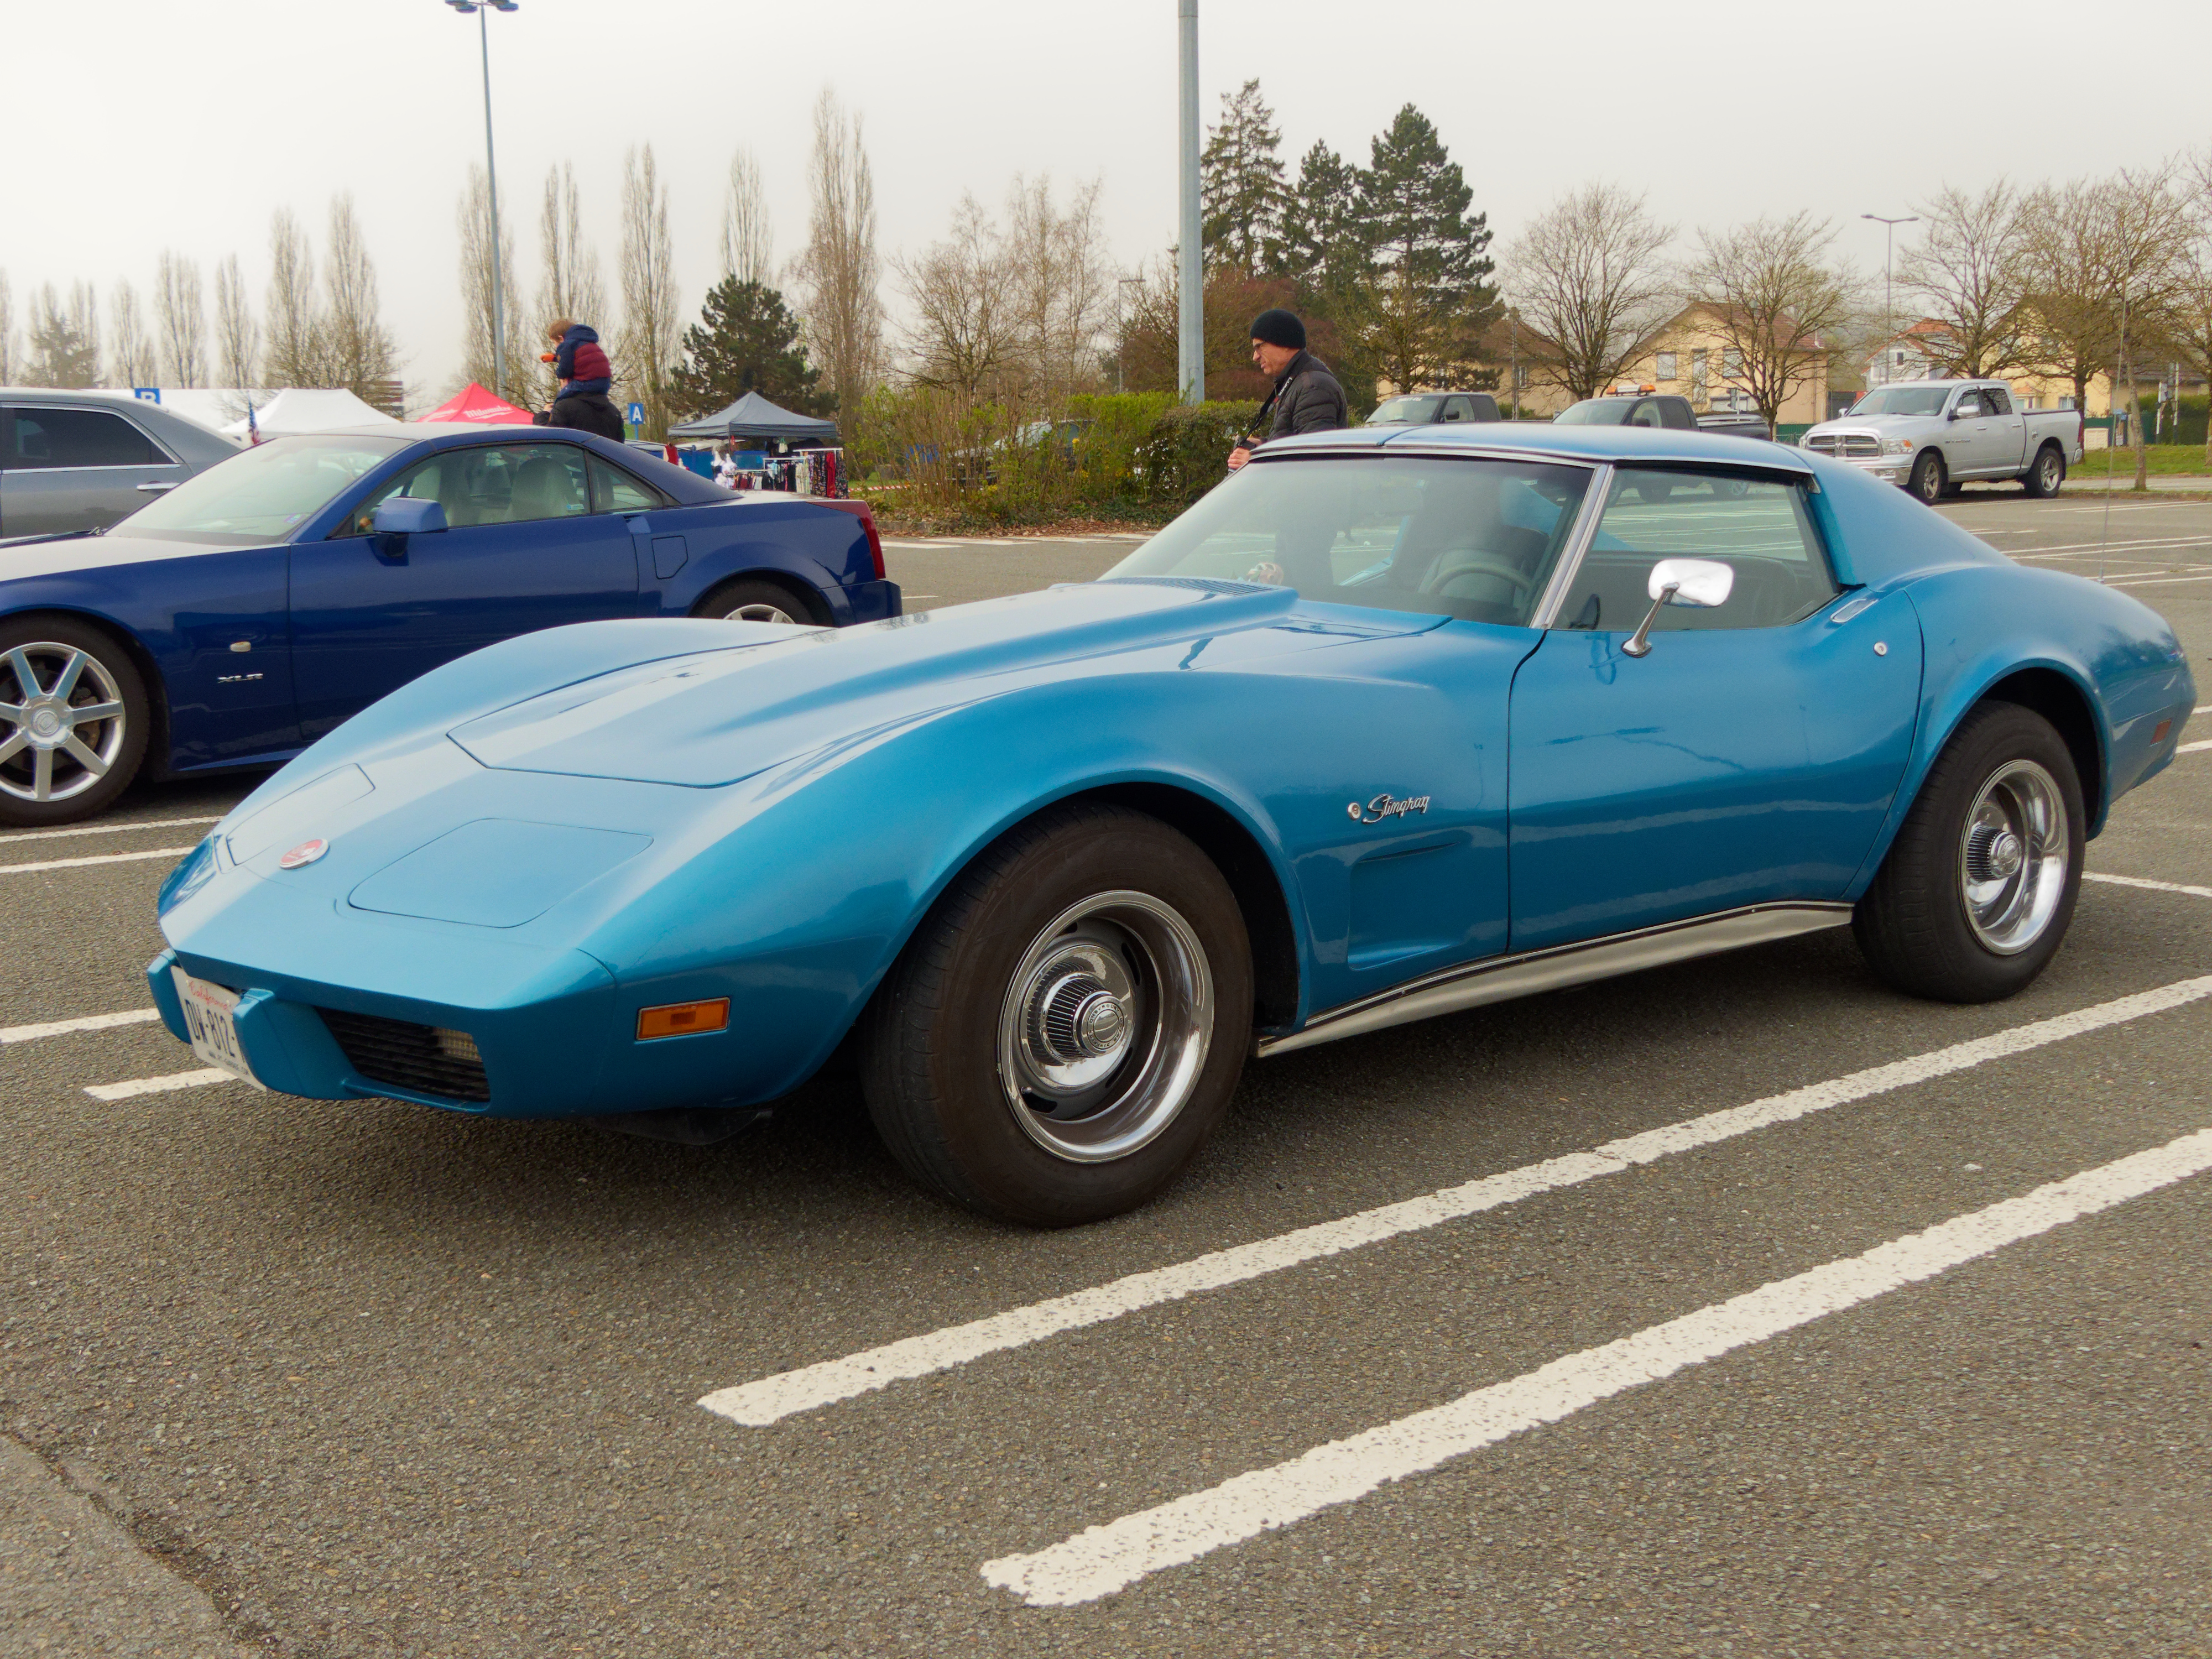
[589,455,669,513]
[3,406,169,468]
[1555,469,1838,634]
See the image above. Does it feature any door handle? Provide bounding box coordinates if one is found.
[135,481,178,492]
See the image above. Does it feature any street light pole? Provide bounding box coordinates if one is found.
[1176,0,1203,405]
[450,0,519,398]
[1860,212,1917,383]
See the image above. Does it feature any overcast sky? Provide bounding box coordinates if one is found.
[8,0,2208,401]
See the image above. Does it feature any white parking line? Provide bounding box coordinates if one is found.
[983,1124,2212,1605]
[2086,873,2212,899]
[0,847,195,878]
[1,1009,160,1045]
[698,975,2212,1427]
[2108,573,2212,588]
[84,1068,233,1102]
[0,815,220,848]
[2179,740,2212,755]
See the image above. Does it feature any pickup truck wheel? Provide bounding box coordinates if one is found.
[1908,450,1947,505]
[2022,444,2065,498]
[859,802,1252,1227]
[0,618,150,828]
[1853,702,2082,1004]
[692,577,820,626]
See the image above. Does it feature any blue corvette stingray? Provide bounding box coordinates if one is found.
[0,424,896,825]
[150,424,2193,1224]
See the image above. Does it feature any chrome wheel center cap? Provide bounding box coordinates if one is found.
[26,702,64,741]
[1985,830,2024,879]
[1073,990,1130,1057]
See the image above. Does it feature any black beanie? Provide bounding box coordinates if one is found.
[1250,307,1306,350]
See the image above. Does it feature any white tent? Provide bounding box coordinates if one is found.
[98,388,268,438]
[219,388,400,439]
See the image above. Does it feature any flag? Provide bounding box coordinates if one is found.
[246,400,260,446]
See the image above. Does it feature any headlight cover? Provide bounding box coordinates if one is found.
[1883,438,1915,456]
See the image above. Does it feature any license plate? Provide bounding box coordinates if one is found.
[171,968,266,1090]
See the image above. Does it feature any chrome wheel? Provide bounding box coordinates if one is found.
[0,642,128,805]
[723,601,798,624]
[1959,759,2068,954]
[996,890,1213,1164]
[2038,449,2063,493]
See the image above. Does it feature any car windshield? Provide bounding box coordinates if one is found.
[1105,455,1592,627]
[1367,395,1444,425]
[118,434,410,541]
[1850,385,1953,417]
[1554,399,1637,425]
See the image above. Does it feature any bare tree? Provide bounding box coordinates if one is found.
[2173,234,2212,467]
[458,163,524,401]
[0,271,13,385]
[264,208,325,387]
[2103,163,2197,488]
[1897,181,2032,376]
[895,193,1018,398]
[1503,182,1677,401]
[719,147,774,287]
[2020,178,2120,415]
[212,254,259,390]
[794,89,885,427]
[1004,174,1114,404]
[617,144,680,436]
[154,251,206,387]
[322,192,399,398]
[1684,212,1858,430]
[26,281,102,387]
[534,162,608,404]
[109,279,156,388]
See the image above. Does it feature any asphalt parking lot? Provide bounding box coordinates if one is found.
[6,491,2211,1657]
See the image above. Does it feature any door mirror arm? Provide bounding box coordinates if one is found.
[1621,557,1735,659]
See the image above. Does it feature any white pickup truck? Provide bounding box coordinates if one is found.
[1799,379,2085,504]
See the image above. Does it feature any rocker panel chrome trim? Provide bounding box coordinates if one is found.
[1256,902,1854,1058]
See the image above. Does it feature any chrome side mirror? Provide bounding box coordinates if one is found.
[1621,557,1735,658]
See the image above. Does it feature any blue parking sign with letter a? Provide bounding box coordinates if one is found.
[627,402,645,425]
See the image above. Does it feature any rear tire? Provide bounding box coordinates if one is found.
[1908,449,1947,504]
[2022,443,2065,498]
[692,576,821,626]
[0,617,150,828]
[1854,702,2083,1003]
[858,802,1252,1226]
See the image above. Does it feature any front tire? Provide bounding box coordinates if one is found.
[2022,443,2065,498]
[858,802,1253,1226]
[1908,449,1947,504]
[0,618,150,827]
[1854,702,2083,1003]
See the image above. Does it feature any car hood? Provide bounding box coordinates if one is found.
[448,578,1443,789]
[1809,413,1928,435]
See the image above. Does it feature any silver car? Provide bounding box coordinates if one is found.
[1,389,242,538]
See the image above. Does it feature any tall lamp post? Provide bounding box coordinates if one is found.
[1860,212,1917,385]
[448,0,519,399]
[1175,0,1203,404]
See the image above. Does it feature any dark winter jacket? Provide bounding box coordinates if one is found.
[534,391,625,442]
[1261,350,1348,442]
[552,324,612,398]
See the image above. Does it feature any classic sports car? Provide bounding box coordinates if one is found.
[0,424,896,825]
[149,423,2193,1225]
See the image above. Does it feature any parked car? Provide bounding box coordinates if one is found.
[148,422,2190,1225]
[1555,393,1772,441]
[1801,379,2085,503]
[1,389,242,537]
[0,424,897,825]
[1366,392,1499,426]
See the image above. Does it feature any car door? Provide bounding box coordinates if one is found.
[1978,384,2026,472]
[288,440,641,738]
[0,403,190,535]
[1507,466,1921,952]
[1947,387,2001,476]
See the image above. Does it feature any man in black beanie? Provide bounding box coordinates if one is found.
[1227,307,1348,471]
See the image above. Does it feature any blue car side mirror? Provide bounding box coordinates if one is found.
[373,498,448,535]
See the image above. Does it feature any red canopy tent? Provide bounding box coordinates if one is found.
[416,383,535,425]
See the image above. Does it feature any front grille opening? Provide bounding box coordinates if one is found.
[318,1008,491,1104]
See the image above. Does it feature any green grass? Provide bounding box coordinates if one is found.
[2077,443,2212,479]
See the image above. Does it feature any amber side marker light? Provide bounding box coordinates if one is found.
[637,998,731,1041]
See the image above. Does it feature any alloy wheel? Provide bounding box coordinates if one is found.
[0,643,128,805]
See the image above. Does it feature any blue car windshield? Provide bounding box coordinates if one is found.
[1105,455,1593,627]
[121,434,411,542]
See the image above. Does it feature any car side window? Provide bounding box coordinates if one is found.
[589,455,669,513]
[1955,392,1983,418]
[1627,400,1664,429]
[1441,397,1470,422]
[1983,386,2012,415]
[4,406,169,468]
[338,444,595,535]
[1556,469,1839,634]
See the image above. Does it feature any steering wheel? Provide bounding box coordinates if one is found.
[1418,551,1536,604]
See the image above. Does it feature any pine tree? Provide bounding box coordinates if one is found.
[1199,79,1285,274]
[1275,140,1361,293]
[670,276,830,420]
[1355,105,1498,391]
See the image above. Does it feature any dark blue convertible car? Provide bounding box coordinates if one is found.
[0,424,898,823]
